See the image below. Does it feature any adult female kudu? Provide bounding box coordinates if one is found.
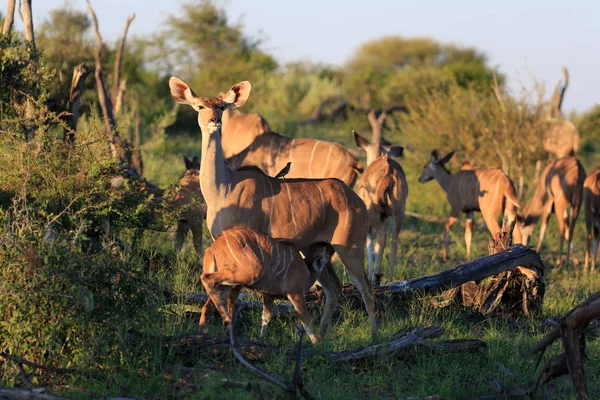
[519,157,586,266]
[168,77,378,338]
[352,109,407,284]
[200,228,334,344]
[419,149,522,261]
[220,107,271,158]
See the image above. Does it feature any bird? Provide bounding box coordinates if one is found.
[274,162,292,179]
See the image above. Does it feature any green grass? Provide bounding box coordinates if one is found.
[26,123,593,399]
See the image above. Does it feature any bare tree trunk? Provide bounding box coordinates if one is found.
[2,0,16,35]
[64,63,90,143]
[86,0,117,158]
[110,14,135,108]
[112,79,127,116]
[131,109,144,174]
[20,0,34,50]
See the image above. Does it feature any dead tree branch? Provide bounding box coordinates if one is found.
[230,304,312,399]
[20,0,34,50]
[388,244,542,296]
[2,0,16,35]
[530,292,600,400]
[110,14,135,109]
[63,63,90,143]
[549,67,569,119]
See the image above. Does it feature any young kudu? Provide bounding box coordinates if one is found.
[200,228,334,344]
[353,109,407,284]
[172,156,206,256]
[583,167,600,273]
[168,77,378,337]
[224,132,364,187]
[419,149,522,261]
[518,156,586,266]
[220,108,271,158]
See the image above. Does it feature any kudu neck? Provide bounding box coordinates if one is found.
[199,123,231,207]
[433,164,453,192]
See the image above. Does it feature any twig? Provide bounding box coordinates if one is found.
[0,352,101,379]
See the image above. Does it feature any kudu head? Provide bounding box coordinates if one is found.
[419,149,455,184]
[301,243,335,286]
[353,109,404,165]
[515,215,535,247]
[169,77,251,134]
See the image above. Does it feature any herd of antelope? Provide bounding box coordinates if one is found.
[166,68,597,343]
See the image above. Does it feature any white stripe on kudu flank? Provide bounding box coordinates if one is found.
[322,143,335,177]
[252,231,265,265]
[308,141,320,177]
[337,181,350,229]
[230,231,251,262]
[284,182,299,236]
[224,232,241,265]
[268,135,276,170]
[313,181,326,227]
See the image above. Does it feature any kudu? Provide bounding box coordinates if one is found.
[224,132,364,187]
[172,156,206,256]
[168,76,378,337]
[419,149,522,261]
[200,228,334,344]
[220,107,271,158]
[584,167,600,273]
[518,156,585,266]
[543,67,580,158]
[353,109,407,284]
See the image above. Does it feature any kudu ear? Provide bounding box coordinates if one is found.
[217,92,226,100]
[192,156,200,169]
[353,130,370,149]
[381,144,404,158]
[380,137,392,146]
[222,81,252,108]
[169,77,197,105]
[183,156,193,170]
[438,149,456,165]
[430,148,442,161]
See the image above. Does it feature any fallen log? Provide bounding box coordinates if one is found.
[387,244,541,296]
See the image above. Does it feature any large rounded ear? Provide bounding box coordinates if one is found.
[169,77,197,105]
[382,144,404,158]
[438,149,456,165]
[380,137,392,146]
[430,148,442,161]
[353,130,370,149]
[183,156,193,170]
[222,81,252,108]
[192,156,200,169]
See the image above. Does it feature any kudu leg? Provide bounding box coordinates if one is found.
[443,216,458,261]
[190,221,204,257]
[287,292,318,344]
[565,205,581,268]
[585,233,592,273]
[592,237,598,273]
[464,211,475,260]
[366,231,375,281]
[536,207,553,254]
[373,230,387,285]
[261,294,274,338]
[174,220,189,254]
[388,218,400,282]
[201,278,232,327]
[334,245,378,339]
[227,286,242,315]
[199,298,214,328]
[316,263,342,336]
[555,203,569,266]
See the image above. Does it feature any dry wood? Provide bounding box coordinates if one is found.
[387,244,541,296]
[110,14,135,108]
[20,0,34,50]
[112,78,127,116]
[2,0,16,35]
[230,305,312,400]
[530,292,600,400]
[0,388,63,400]
[0,351,101,379]
[405,210,446,223]
[63,63,90,142]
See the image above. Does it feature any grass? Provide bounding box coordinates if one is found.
[93,123,600,399]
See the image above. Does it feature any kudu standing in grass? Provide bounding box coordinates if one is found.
[583,167,600,273]
[171,156,206,256]
[224,130,364,187]
[200,228,334,344]
[220,107,271,158]
[353,109,407,284]
[168,77,378,337]
[543,67,580,158]
[419,149,522,261]
[518,157,585,266]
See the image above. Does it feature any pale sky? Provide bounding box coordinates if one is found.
[13,0,600,112]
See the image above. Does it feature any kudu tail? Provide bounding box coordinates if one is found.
[376,175,395,208]
[505,190,523,209]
